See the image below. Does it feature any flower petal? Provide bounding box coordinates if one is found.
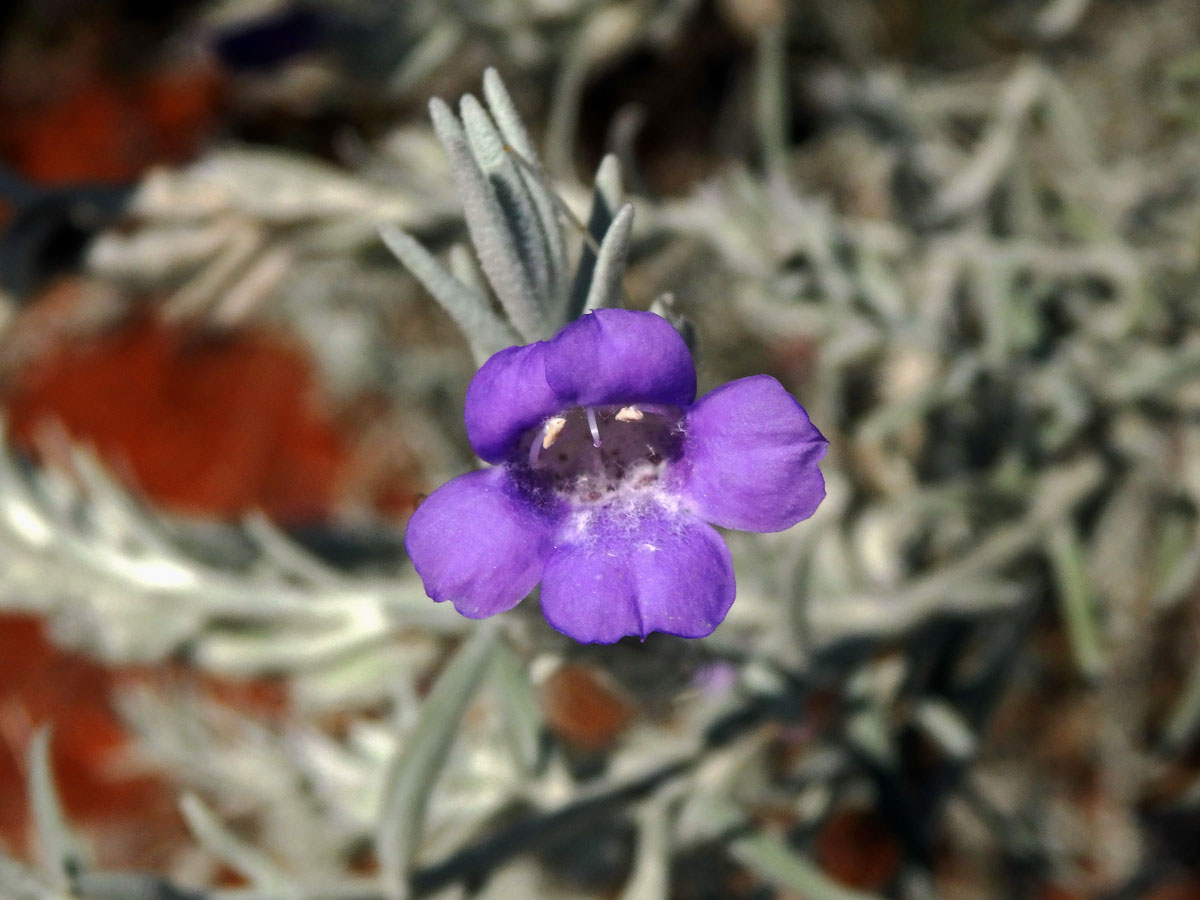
[463,310,698,463]
[464,341,561,463]
[539,501,735,643]
[680,375,827,532]
[405,468,559,618]
[544,309,696,410]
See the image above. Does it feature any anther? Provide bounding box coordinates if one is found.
[542,415,567,449]
[615,405,643,422]
[586,407,602,447]
[530,415,567,466]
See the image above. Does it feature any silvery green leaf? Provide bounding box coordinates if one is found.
[1155,534,1200,612]
[69,445,180,557]
[459,94,553,312]
[0,850,62,900]
[378,224,519,363]
[1034,0,1092,39]
[483,68,569,310]
[190,606,389,676]
[0,433,55,550]
[755,22,788,178]
[619,788,678,900]
[387,21,465,96]
[138,148,424,223]
[28,730,82,889]
[1163,654,1200,754]
[72,870,204,900]
[491,644,543,775]
[429,98,549,342]
[857,356,977,441]
[569,154,623,320]
[584,202,635,312]
[544,6,641,176]
[649,293,696,352]
[1048,522,1106,682]
[912,700,977,761]
[844,704,897,769]
[376,622,500,900]
[242,512,343,586]
[728,826,885,900]
[448,243,489,299]
[930,61,1043,223]
[1105,345,1200,403]
[179,794,291,890]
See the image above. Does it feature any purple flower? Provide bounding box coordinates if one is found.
[404,309,828,644]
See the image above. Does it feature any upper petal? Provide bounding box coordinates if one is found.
[464,341,562,463]
[405,467,560,618]
[543,309,696,410]
[539,500,735,643]
[679,375,827,533]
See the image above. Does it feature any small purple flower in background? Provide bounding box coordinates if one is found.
[404,309,827,644]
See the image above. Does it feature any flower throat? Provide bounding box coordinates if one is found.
[519,404,683,502]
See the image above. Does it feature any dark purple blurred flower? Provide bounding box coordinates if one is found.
[405,309,827,644]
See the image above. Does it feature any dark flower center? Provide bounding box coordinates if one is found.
[517,404,683,503]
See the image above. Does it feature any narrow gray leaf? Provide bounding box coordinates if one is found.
[649,292,697,352]
[387,21,464,96]
[480,68,537,169]
[483,68,569,311]
[179,794,290,889]
[429,98,549,341]
[0,850,65,900]
[755,22,789,178]
[459,94,552,311]
[619,789,678,900]
[491,644,543,775]
[1163,652,1200,753]
[28,729,82,889]
[912,700,977,761]
[1048,521,1106,682]
[378,224,518,364]
[448,243,488,299]
[376,621,500,900]
[584,202,635,312]
[568,154,623,320]
[73,870,207,900]
[729,830,886,900]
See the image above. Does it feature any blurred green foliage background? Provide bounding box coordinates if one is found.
[1,1,1199,898]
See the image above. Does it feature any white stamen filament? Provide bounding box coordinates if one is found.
[615,405,643,422]
[586,407,602,447]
